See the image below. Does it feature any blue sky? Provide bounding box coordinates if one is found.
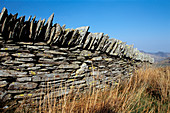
[0,0,170,53]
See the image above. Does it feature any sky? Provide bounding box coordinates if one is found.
[0,0,170,53]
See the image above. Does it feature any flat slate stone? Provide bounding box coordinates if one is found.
[80,50,92,57]
[0,81,8,87]
[36,53,54,58]
[44,50,67,55]
[58,64,79,69]
[16,77,32,82]
[0,52,9,57]
[92,56,102,61]
[12,53,35,58]
[45,13,54,41]
[15,58,35,62]
[8,82,38,90]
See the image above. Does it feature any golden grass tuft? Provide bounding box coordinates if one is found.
[14,66,170,113]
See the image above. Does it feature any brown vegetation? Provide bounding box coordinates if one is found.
[14,66,170,113]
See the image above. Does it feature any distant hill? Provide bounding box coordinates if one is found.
[140,51,170,62]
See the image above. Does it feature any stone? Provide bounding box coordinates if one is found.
[12,53,35,58]
[15,58,35,62]
[34,19,42,40]
[83,33,92,49]
[92,56,102,61]
[47,26,56,44]
[0,52,9,57]
[110,39,118,55]
[68,29,79,46]
[0,81,8,87]
[75,26,89,45]
[44,50,67,55]
[0,7,8,24]
[91,33,103,50]
[53,24,63,44]
[53,57,66,61]
[18,63,34,68]
[80,50,92,57]
[105,38,116,53]
[45,13,54,41]
[8,82,38,90]
[16,77,32,82]
[62,29,74,45]
[58,64,79,69]
[76,63,88,75]
[29,16,36,39]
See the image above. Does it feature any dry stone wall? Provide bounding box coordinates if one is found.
[0,7,154,108]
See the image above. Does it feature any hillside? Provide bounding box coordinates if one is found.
[141,51,170,62]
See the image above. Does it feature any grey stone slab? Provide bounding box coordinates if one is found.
[53,24,63,44]
[62,28,74,45]
[8,82,38,90]
[16,77,32,82]
[0,52,9,57]
[0,81,8,87]
[0,7,8,24]
[47,26,56,44]
[110,39,119,55]
[105,38,116,53]
[68,29,79,46]
[75,26,89,45]
[15,58,35,62]
[58,64,79,69]
[29,16,36,39]
[45,13,54,41]
[80,50,92,57]
[92,56,102,61]
[1,17,7,33]
[44,50,67,55]
[34,19,42,40]
[12,53,35,58]
[91,33,103,50]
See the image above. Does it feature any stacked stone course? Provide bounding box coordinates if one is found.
[0,7,154,108]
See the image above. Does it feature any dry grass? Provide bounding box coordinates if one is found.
[14,66,170,113]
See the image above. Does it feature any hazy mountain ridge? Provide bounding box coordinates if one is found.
[140,51,170,63]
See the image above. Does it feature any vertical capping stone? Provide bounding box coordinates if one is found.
[19,24,26,39]
[110,39,118,55]
[74,26,89,46]
[37,18,46,37]
[62,28,74,46]
[118,42,126,57]
[90,33,103,51]
[0,7,8,24]
[29,16,36,39]
[45,13,54,41]
[53,23,63,44]
[88,33,96,50]
[27,15,32,22]
[34,18,42,40]
[96,34,108,51]
[68,29,79,46]
[105,38,116,53]
[19,16,25,23]
[47,26,56,44]
[11,21,19,39]
[1,17,7,33]
[111,40,122,56]
[83,32,92,49]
